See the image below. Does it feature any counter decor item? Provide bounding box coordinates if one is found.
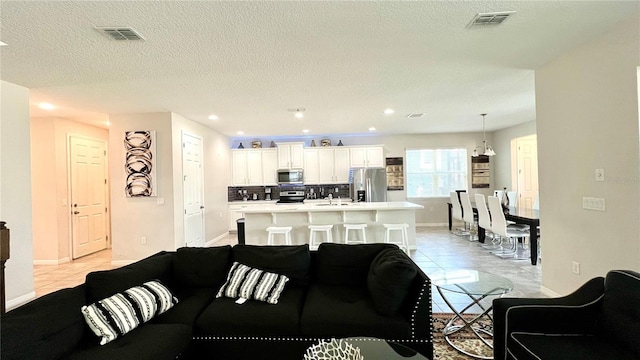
[310,140,316,147]
[270,141,276,148]
[238,142,244,149]
[251,141,262,148]
[337,140,344,146]
[321,139,331,147]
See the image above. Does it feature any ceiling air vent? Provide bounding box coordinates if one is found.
[95,27,145,41]
[467,11,516,28]
[407,113,425,118]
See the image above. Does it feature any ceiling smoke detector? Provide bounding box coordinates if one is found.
[95,27,145,41]
[467,11,516,28]
[406,113,425,118]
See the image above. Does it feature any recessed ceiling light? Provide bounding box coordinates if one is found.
[208,114,218,120]
[288,107,305,119]
[38,102,55,110]
[294,112,304,119]
[384,108,394,115]
[302,129,309,133]
[237,131,244,135]
[369,127,376,131]
[0,41,7,46]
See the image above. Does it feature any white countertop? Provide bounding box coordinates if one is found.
[240,201,424,213]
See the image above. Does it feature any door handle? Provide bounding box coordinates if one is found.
[73,211,80,215]
[200,206,205,209]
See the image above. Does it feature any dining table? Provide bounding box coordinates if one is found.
[447,202,541,265]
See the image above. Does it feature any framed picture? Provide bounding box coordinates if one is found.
[251,141,262,148]
[124,130,157,197]
[386,157,404,191]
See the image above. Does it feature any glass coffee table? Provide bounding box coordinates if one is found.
[432,269,513,359]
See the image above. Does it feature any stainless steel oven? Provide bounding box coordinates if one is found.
[277,168,304,185]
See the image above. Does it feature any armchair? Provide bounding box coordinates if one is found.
[493,270,640,360]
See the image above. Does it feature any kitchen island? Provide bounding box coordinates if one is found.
[241,201,424,249]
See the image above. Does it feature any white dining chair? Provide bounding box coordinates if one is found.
[475,193,501,249]
[488,196,530,260]
[459,192,478,241]
[450,191,469,236]
[507,191,518,208]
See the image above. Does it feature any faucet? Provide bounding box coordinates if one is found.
[327,193,333,205]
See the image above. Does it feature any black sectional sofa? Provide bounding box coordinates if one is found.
[1,243,433,360]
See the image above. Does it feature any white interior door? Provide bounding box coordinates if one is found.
[183,133,205,247]
[516,135,539,209]
[70,136,108,259]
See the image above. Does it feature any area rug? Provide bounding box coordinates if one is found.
[432,312,494,360]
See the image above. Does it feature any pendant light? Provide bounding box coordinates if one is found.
[472,113,496,157]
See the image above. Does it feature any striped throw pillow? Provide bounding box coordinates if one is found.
[81,280,178,345]
[216,262,289,304]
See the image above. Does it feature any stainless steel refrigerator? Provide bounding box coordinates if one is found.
[349,167,387,202]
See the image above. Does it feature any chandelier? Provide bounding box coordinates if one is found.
[472,113,496,157]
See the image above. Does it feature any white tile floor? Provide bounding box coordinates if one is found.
[34,226,545,312]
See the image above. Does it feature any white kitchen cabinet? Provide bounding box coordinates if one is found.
[303,148,320,184]
[305,147,351,184]
[228,208,244,231]
[231,149,263,185]
[277,142,304,169]
[261,148,278,185]
[349,146,384,168]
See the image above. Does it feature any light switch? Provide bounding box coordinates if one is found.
[583,197,605,211]
[595,169,605,182]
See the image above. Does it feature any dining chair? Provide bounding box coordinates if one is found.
[459,192,478,241]
[507,191,517,208]
[488,196,530,259]
[533,192,540,210]
[449,191,469,236]
[475,193,501,249]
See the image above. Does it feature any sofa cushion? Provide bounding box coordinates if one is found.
[232,244,310,287]
[173,245,231,288]
[508,332,639,360]
[217,262,290,304]
[153,287,216,326]
[85,252,174,303]
[0,285,88,360]
[81,280,178,345]
[367,248,417,316]
[316,243,397,286]
[195,286,306,336]
[300,284,411,338]
[598,270,640,357]
[67,323,192,360]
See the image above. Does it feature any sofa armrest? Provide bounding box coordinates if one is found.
[399,266,432,358]
[493,276,605,360]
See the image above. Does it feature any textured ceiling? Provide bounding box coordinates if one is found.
[0,1,637,139]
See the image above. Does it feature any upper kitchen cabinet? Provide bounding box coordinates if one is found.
[277,142,304,169]
[262,148,278,185]
[349,146,384,168]
[304,147,350,184]
[232,149,263,186]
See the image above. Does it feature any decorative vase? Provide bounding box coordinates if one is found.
[270,141,276,148]
[337,140,344,146]
[238,142,244,149]
[310,140,316,147]
[501,187,509,213]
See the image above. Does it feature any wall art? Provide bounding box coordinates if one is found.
[124,131,157,197]
[386,157,404,191]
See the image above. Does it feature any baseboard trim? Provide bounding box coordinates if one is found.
[540,285,561,298]
[6,291,36,311]
[33,257,71,266]
[206,232,230,247]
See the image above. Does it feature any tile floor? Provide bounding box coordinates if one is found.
[33,226,545,312]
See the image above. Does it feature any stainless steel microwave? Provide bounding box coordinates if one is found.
[277,168,304,185]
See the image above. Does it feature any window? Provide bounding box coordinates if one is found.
[405,148,467,198]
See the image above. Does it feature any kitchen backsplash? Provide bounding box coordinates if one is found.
[228,184,350,202]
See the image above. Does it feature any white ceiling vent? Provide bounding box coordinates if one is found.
[467,11,516,28]
[407,113,425,118]
[95,27,145,41]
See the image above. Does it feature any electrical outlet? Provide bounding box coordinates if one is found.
[141,236,147,245]
[595,169,605,182]
[572,261,580,275]
[335,187,339,193]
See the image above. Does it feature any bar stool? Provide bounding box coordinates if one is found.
[266,226,292,245]
[383,223,409,254]
[343,224,367,244]
[308,225,334,249]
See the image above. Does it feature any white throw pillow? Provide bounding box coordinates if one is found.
[217,262,289,304]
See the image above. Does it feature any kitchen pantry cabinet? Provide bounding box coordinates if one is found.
[304,147,350,184]
[276,142,304,169]
[349,146,384,168]
[231,149,263,186]
[261,149,278,185]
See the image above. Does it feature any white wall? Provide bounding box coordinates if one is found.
[536,15,640,294]
[109,112,231,263]
[30,117,109,263]
[1,81,36,309]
